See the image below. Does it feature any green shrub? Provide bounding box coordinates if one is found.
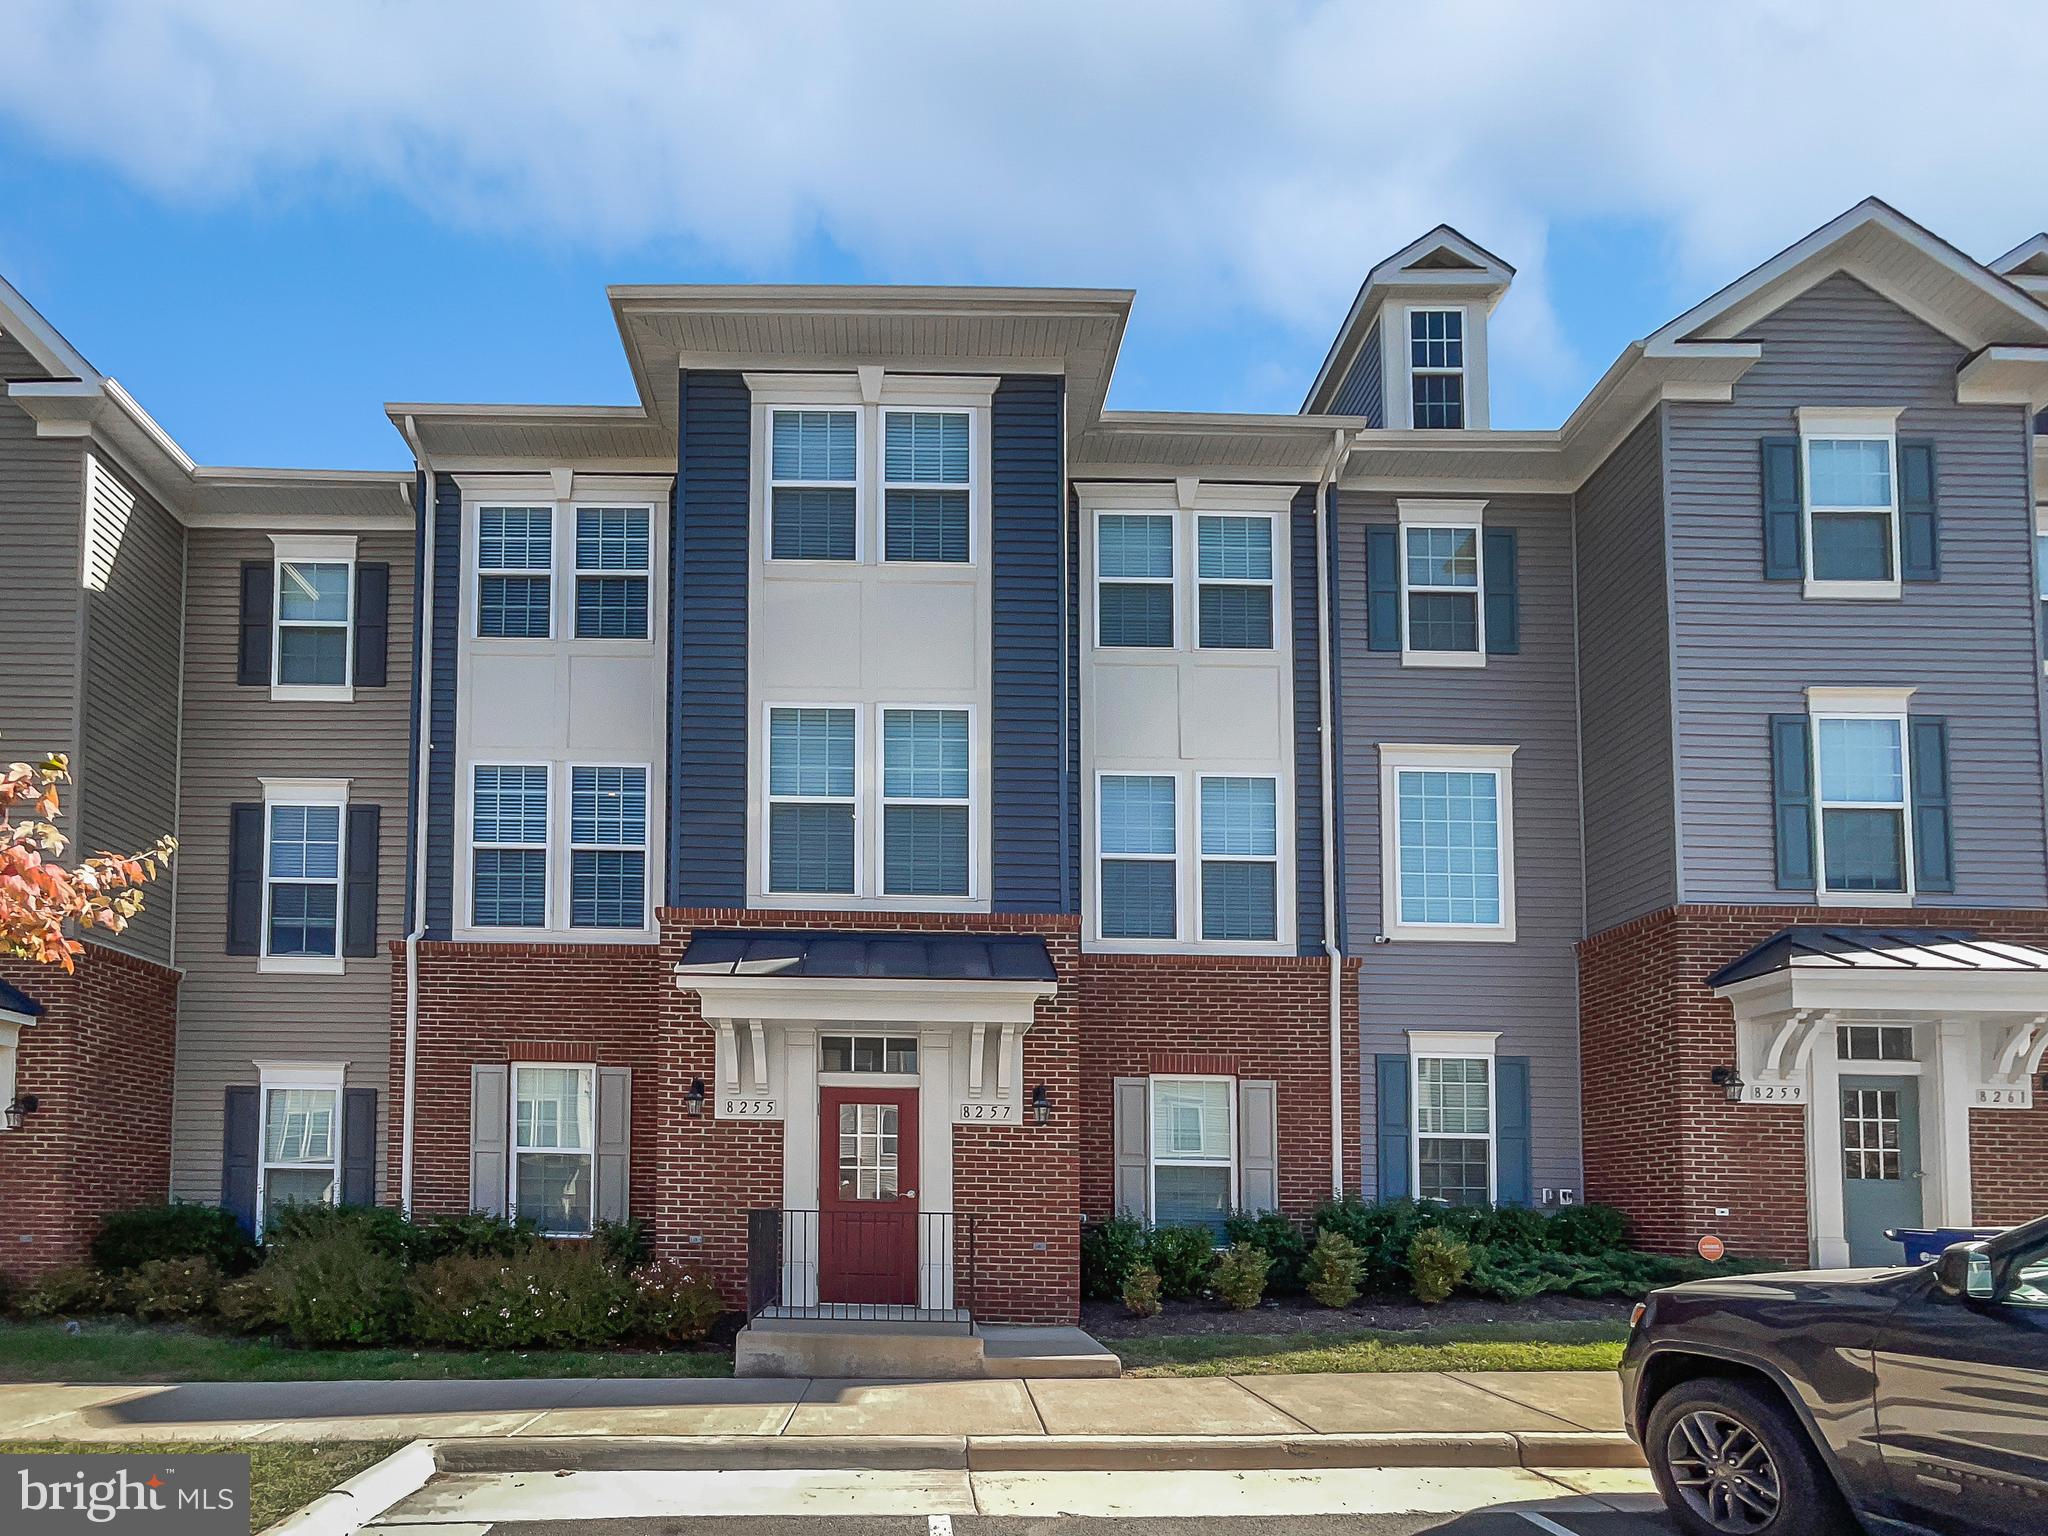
[1143,1226,1218,1301]
[1212,1243,1272,1311]
[117,1256,221,1321]
[0,1268,14,1317]
[1121,1263,1163,1318]
[214,1271,285,1334]
[1314,1197,1436,1292]
[412,1211,539,1264]
[1080,1217,1146,1302]
[262,1203,421,1263]
[1472,1204,1552,1256]
[1545,1203,1630,1256]
[1223,1211,1308,1293]
[1302,1229,1363,1309]
[17,1266,116,1318]
[408,1243,631,1349]
[597,1218,651,1272]
[1407,1227,1472,1305]
[266,1227,410,1345]
[628,1259,726,1344]
[92,1204,258,1277]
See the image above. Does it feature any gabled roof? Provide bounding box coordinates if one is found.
[1991,233,2048,303]
[1706,926,2048,990]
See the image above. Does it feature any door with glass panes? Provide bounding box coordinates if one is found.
[818,1085,920,1305]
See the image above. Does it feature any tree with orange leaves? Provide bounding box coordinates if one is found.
[2,752,176,971]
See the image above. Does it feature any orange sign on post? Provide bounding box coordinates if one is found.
[1698,1234,1726,1262]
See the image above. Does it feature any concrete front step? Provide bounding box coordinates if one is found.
[734,1321,1120,1380]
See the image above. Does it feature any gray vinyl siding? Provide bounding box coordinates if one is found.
[1336,492,1584,1200]
[1330,319,1384,426]
[169,527,415,1203]
[1665,273,2048,906]
[0,333,85,763]
[1575,409,1678,933]
[76,454,185,965]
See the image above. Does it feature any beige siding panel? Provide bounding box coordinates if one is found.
[170,527,416,1203]
[0,333,85,764]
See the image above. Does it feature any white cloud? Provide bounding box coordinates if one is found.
[2,0,2043,416]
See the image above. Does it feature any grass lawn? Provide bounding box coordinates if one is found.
[0,1439,404,1530]
[1115,1318,1631,1376]
[0,1320,733,1383]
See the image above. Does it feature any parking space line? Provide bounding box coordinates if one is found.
[1519,1512,1583,1535]
[929,1516,954,1536]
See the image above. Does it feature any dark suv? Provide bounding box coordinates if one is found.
[1620,1214,2048,1536]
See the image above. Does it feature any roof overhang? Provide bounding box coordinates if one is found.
[1991,233,2048,305]
[679,974,1054,1027]
[1955,346,2048,411]
[1072,412,1357,482]
[1715,965,2048,1018]
[387,402,676,473]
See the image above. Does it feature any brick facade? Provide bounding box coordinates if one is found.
[0,944,179,1280]
[1580,905,2048,1263]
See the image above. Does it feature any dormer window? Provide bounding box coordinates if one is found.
[1409,309,1466,429]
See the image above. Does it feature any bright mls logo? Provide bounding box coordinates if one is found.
[3,1455,248,1535]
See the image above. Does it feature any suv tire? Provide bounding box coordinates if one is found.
[1644,1376,1852,1536]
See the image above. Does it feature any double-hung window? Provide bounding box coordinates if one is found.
[770,410,858,561]
[570,766,648,928]
[1409,308,1466,429]
[767,708,858,893]
[1097,514,1175,648]
[478,506,553,638]
[1813,710,1911,897]
[266,800,343,961]
[259,1070,341,1234]
[1196,516,1273,649]
[881,709,971,896]
[883,411,970,563]
[1413,1049,1493,1205]
[1799,411,1900,594]
[512,1064,594,1236]
[1149,1077,1234,1237]
[1401,517,1484,661]
[472,764,550,927]
[275,557,353,688]
[1381,745,1515,940]
[574,507,650,639]
[1099,775,1178,939]
[1199,777,1278,941]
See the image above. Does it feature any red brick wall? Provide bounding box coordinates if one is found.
[0,944,179,1280]
[1580,905,2048,1262]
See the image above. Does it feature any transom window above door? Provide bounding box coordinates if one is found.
[820,1035,918,1074]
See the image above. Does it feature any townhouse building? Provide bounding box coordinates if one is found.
[3,198,2045,1323]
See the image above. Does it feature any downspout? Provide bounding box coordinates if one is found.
[1315,428,1352,1198]
[397,414,435,1215]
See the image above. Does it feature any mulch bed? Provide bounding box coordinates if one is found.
[1079,1291,1633,1339]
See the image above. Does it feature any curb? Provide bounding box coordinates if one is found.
[259,1440,438,1536]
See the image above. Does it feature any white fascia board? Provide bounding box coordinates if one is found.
[1715,967,2048,1017]
[0,271,98,379]
[1957,346,2048,409]
[679,975,1055,1027]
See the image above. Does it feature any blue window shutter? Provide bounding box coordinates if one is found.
[1910,716,1954,894]
[227,803,264,955]
[341,1087,377,1206]
[1483,528,1519,655]
[237,561,273,685]
[220,1086,259,1235]
[1366,525,1400,651]
[1375,1054,1411,1199]
[1899,439,1938,582]
[1495,1057,1532,1206]
[1761,438,1803,580]
[352,562,389,686]
[1769,714,1816,889]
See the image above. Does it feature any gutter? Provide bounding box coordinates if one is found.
[397,414,435,1215]
[1314,428,1353,1198]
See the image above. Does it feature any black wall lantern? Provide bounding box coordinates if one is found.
[3,1094,40,1130]
[1031,1082,1051,1126]
[1709,1066,1745,1104]
[685,1077,706,1118]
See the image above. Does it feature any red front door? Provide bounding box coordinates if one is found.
[817,1085,919,1306]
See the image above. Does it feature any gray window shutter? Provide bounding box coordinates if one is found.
[1365,524,1400,651]
[1910,716,1954,894]
[1769,715,1816,890]
[1495,1057,1531,1206]
[341,1087,377,1206]
[1112,1077,1150,1219]
[1898,439,1938,582]
[343,804,381,958]
[595,1066,632,1225]
[220,1086,259,1235]
[1236,1079,1279,1214]
[1375,1054,1411,1200]
[470,1064,510,1217]
[1483,528,1519,655]
[353,561,391,685]
[238,561,272,685]
[1761,437,1803,580]
[227,803,264,955]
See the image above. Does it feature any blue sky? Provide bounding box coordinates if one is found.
[0,3,2041,471]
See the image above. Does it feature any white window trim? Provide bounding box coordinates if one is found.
[509,1061,597,1239]
[762,703,864,898]
[1193,511,1278,652]
[567,762,654,931]
[255,1062,345,1239]
[258,777,349,975]
[1407,1031,1498,1206]
[1396,499,1488,669]
[1405,305,1469,431]
[1093,508,1179,650]
[880,407,978,566]
[2034,505,2048,676]
[475,503,556,641]
[1146,1074,1238,1227]
[471,760,553,932]
[0,1017,23,1133]
[877,704,979,900]
[570,503,657,642]
[1378,743,1518,942]
[767,405,865,564]
[1798,407,1904,601]
[270,534,356,703]
[1195,772,1282,944]
[1095,770,1182,944]
[1807,685,1917,909]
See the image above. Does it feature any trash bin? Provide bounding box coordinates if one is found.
[1887,1226,2005,1265]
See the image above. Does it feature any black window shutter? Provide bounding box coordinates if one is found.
[354,562,390,686]
[237,561,273,685]
[343,804,381,957]
[341,1087,378,1206]
[1899,439,1938,582]
[1910,717,1954,894]
[228,803,265,955]
[221,1086,260,1235]
[1769,714,1816,889]
[1483,528,1519,655]
[1375,1053,1411,1199]
[1365,524,1400,651]
[1760,438,1803,581]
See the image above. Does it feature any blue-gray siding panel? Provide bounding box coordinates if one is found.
[1666,274,2048,907]
[1291,486,1326,954]
[1067,487,1083,910]
[670,369,752,907]
[1330,318,1383,427]
[1325,484,1349,954]
[424,473,462,937]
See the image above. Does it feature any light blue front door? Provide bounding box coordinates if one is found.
[1841,1075,1922,1267]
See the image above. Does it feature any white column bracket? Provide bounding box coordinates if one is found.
[747,1020,769,1094]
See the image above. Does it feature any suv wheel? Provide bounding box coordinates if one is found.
[1644,1377,1847,1536]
